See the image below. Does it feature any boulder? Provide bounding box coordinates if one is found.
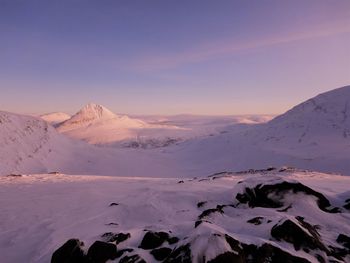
[86,241,118,263]
[51,239,86,263]
[271,218,327,253]
[236,180,339,213]
[150,247,172,261]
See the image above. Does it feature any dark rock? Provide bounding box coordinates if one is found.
[337,234,350,249]
[167,236,179,245]
[101,232,130,244]
[109,202,119,207]
[194,220,202,228]
[87,241,118,263]
[151,247,172,261]
[277,204,292,212]
[236,180,339,213]
[247,217,264,225]
[178,180,184,184]
[344,199,350,210]
[119,254,146,263]
[329,246,349,260]
[163,244,192,263]
[224,234,242,253]
[116,248,134,258]
[271,219,328,253]
[139,231,170,250]
[198,206,224,220]
[105,222,118,226]
[207,251,243,263]
[51,239,86,263]
[197,201,207,208]
[6,173,22,177]
[246,243,311,263]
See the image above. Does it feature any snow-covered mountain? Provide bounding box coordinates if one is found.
[0,111,66,174]
[261,85,350,144]
[57,103,149,144]
[252,85,350,168]
[2,85,350,177]
[174,85,350,175]
[40,112,71,125]
[0,110,99,175]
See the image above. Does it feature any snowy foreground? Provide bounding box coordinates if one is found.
[1,170,350,263]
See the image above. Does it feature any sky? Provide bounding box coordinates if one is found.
[1,0,350,115]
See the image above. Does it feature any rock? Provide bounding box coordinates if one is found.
[151,247,172,261]
[247,216,264,225]
[344,198,350,210]
[207,251,243,263]
[87,241,118,263]
[51,239,86,263]
[119,254,146,263]
[271,218,328,253]
[116,248,134,258]
[224,234,242,253]
[101,232,130,244]
[6,173,22,177]
[337,234,350,249]
[197,201,207,208]
[245,243,311,263]
[236,180,339,213]
[139,231,170,249]
[109,202,119,207]
[167,236,179,245]
[163,244,192,263]
[198,206,224,220]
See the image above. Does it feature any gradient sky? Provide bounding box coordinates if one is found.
[1,0,350,115]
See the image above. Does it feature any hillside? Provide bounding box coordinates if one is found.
[174,86,350,175]
[40,112,71,126]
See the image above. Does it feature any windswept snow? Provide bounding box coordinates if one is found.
[0,171,349,263]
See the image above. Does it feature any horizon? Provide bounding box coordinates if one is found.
[1,1,350,115]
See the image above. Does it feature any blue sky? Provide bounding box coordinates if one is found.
[1,0,350,115]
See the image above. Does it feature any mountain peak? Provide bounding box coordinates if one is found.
[58,103,117,128]
[76,103,116,120]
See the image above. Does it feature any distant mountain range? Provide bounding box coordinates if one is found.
[1,85,350,176]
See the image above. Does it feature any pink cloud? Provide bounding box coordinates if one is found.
[130,20,350,71]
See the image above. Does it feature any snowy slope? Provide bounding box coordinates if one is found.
[0,171,349,263]
[40,112,71,126]
[258,85,350,147]
[0,110,109,176]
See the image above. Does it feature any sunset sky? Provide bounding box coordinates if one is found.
[1,0,350,115]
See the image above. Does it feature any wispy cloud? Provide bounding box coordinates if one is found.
[130,21,350,71]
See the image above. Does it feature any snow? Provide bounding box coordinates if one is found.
[2,86,350,177]
[0,171,349,262]
[39,112,71,126]
[1,85,350,262]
